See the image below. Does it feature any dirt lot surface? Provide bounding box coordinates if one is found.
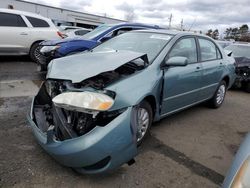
[0,56,249,188]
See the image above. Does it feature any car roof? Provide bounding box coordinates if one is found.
[228,42,250,47]
[0,8,51,20]
[229,42,250,47]
[103,22,161,29]
[130,29,206,37]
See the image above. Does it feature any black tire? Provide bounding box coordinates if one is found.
[208,80,227,108]
[244,82,250,93]
[29,42,41,62]
[37,63,47,72]
[136,101,153,146]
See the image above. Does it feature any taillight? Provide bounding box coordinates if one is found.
[57,31,67,39]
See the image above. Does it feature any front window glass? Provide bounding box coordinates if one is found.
[225,45,250,58]
[82,25,112,40]
[92,32,172,62]
[0,12,27,27]
[168,38,198,63]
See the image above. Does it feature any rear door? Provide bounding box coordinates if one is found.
[197,37,224,99]
[0,12,30,55]
[161,37,203,116]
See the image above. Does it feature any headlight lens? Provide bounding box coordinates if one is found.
[40,45,60,53]
[52,91,114,112]
[231,156,250,188]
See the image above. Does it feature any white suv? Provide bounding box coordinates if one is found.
[0,9,62,61]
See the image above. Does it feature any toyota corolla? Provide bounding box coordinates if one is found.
[27,30,236,174]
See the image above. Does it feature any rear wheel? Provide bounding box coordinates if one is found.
[136,101,153,146]
[208,80,227,108]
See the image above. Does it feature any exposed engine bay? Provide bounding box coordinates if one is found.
[234,57,250,90]
[33,57,148,140]
[235,58,250,80]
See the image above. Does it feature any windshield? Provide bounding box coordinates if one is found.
[82,25,111,40]
[225,45,250,58]
[92,32,172,62]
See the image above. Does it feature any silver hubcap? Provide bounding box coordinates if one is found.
[216,85,226,104]
[137,108,149,142]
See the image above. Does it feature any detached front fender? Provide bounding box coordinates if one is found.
[107,67,163,120]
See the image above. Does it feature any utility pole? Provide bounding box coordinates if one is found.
[168,13,172,28]
[180,19,184,30]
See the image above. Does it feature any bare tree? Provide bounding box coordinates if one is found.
[125,9,136,22]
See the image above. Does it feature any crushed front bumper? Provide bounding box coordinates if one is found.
[27,85,137,174]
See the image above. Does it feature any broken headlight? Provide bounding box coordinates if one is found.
[52,91,114,113]
[40,45,60,54]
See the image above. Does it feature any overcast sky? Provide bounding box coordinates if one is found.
[25,0,250,33]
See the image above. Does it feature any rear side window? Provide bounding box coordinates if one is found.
[26,16,50,27]
[168,37,198,63]
[0,12,27,27]
[199,38,221,61]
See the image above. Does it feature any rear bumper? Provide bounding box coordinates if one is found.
[27,87,137,174]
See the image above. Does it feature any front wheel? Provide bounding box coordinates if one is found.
[30,42,42,62]
[208,81,227,108]
[136,101,153,146]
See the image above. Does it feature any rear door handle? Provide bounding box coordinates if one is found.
[20,32,28,35]
[195,66,201,72]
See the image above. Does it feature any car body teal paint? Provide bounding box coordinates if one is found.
[28,30,236,174]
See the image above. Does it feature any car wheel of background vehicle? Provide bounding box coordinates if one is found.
[136,101,153,146]
[208,80,227,108]
[244,82,250,93]
[30,42,42,62]
[37,64,47,72]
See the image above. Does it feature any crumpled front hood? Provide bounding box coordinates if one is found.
[47,50,147,83]
[41,38,95,46]
[235,57,250,67]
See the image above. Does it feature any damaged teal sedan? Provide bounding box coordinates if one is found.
[27,30,236,174]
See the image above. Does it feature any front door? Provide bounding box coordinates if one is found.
[0,12,30,55]
[161,37,203,116]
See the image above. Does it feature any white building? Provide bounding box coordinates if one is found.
[0,0,125,28]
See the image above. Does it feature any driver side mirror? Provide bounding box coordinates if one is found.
[165,56,188,67]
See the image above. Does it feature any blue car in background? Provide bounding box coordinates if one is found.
[36,23,160,71]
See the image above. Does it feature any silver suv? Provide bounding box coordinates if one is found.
[0,8,62,61]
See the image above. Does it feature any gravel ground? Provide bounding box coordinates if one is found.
[0,56,249,188]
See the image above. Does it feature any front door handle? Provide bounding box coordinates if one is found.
[20,32,28,35]
[195,66,201,72]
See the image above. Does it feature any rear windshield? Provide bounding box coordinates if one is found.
[225,45,250,58]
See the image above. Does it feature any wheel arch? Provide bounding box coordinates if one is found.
[29,40,43,53]
[222,75,230,88]
[142,95,157,119]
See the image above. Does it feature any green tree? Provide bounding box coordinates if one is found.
[239,24,249,35]
[212,29,219,39]
[224,27,232,39]
[206,29,213,37]
[231,27,239,40]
